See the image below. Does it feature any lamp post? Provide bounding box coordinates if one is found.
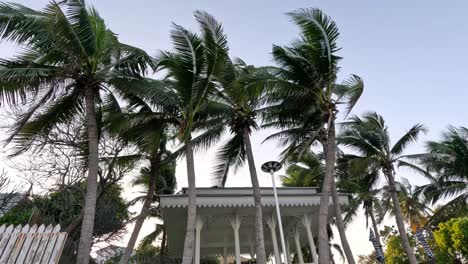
[262,161,288,264]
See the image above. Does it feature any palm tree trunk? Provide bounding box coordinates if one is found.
[119,157,159,264]
[369,204,382,247]
[182,139,197,264]
[161,226,167,255]
[243,127,267,264]
[160,226,167,263]
[76,86,99,264]
[318,119,336,264]
[385,169,418,264]
[331,180,356,264]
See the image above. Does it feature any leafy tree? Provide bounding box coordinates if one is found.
[261,8,364,263]
[414,126,468,226]
[433,217,468,262]
[359,224,462,264]
[339,112,427,264]
[0,1,152,262]
[0,183,129,263]
[357,252,378,264]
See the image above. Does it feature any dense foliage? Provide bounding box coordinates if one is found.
[0,183,129,262]
[433,217,468,262]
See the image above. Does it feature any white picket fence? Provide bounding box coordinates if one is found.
[0,224,67,264]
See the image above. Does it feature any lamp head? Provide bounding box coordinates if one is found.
[261,161,282,173]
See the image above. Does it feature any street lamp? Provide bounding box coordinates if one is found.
[261,161,288,264]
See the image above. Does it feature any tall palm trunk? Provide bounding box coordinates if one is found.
[243,127,267,264]
[369,204,382,247]
[331,180,356,264]
[182,139,197,264]
[161,227,167,255]
[119,156,159,264]
[76,86,99,264]
[318,118,336,264]
[385,169,418,264]
[160,227,167,263]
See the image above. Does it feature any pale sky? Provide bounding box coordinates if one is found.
[1,0,467,260]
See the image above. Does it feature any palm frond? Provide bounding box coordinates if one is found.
[8,87,84,154]
[391,124,428,155]
[211,133,246,187]
[287,8,341,75]
[0,2,47,44]
[396,160,433,180]
[333,74,364,117]
[139,224,164,248]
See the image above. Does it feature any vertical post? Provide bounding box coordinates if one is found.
[302,214,318,264]
[223,246,228,264]
[249,235,255,263]
[195,216,204,264]
[270,170,288,264]
[267,216,281,264]
[230,214,242,264]
[285,236,292,264]
[294,227,305,264]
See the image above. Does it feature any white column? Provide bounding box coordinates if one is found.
[223,246,228,264]
[195,216,204,264]
[267,216,281,264]
[249,235,255,262]
[294,228,304,264]
[285,237,292,264]
[301,214,318,264]
[230,214,242,264]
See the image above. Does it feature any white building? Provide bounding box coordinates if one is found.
[160,187,348,264]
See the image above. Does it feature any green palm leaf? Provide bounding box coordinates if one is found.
[391,124,428,155]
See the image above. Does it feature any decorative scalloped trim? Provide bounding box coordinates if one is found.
[160,196,348,208]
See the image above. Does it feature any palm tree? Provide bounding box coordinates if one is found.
[0,2,152,262]
[261,8,364,263]
[338,155,384,248]
[379,178,432,232]
[129,161,176,262]
[413,126,468,225]
[123,156,176,263]
[127,11,228,263]
[204,58,268,263]
[104,101,175,264]
[281,151,324,188]
[338,111,428,264]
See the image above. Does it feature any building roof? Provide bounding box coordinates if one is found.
[159,187,349,257]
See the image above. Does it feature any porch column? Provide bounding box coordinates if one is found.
[195,216,204,264]
[267,216,281,264]
[301,214,318,264]
[223,246,228,264]
[294,227,304,264]
[285,237,292,264]
[230,214,242,264]
[249,236,255,262]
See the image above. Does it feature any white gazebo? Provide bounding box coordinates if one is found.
[159,187,348,264]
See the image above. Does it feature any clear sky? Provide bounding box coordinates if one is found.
[2,0,467,259]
